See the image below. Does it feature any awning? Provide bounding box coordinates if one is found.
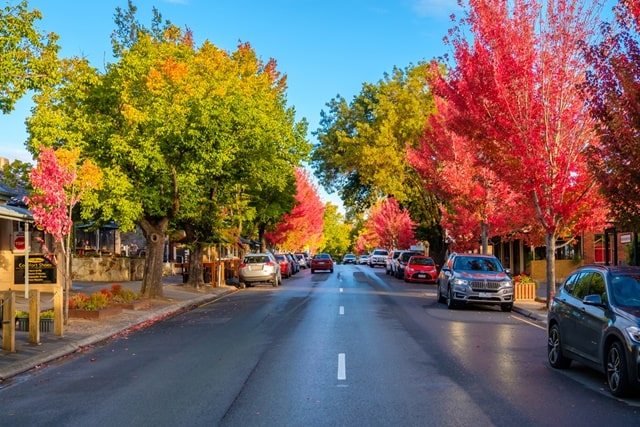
[0,204,32,222]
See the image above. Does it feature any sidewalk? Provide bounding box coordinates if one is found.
[0,275,237,381]
[1,277,548,382]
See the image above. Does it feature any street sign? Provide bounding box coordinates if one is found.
[14,234,25,250]
[620,232,633,244]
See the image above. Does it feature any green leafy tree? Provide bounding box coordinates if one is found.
[317,203,351,257]
[0,1,59,114]
[311,62,440,226]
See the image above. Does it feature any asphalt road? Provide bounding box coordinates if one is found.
[1,264,639,426]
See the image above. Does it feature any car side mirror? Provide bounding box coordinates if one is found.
[583,294,605,307]
[504,268,511,275]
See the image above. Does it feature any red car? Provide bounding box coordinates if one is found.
[404,256,438,283]
[275,254,292,278]
[310,253,334,273]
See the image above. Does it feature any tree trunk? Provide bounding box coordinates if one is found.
[139,217,169,299]
[545,232,557,310]
[480,221,488,254]
[187,241,205,288]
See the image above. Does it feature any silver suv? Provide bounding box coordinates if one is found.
[238,252,282,288]
[437,253,514,312]
[368,248,388,268]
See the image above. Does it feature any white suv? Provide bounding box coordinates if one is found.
[368,248,389,268]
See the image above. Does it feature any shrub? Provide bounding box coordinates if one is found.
[513,274,535,285]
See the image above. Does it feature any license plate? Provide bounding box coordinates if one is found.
[417,274,426,278]
[479,292,492,298]
[250,265,262,271]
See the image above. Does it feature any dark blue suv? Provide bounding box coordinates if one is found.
[548,265,640,397]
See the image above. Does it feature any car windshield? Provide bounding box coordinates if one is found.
[275,255,286,261]
[315,254,331,259]
[410,257,434,266]
[611,274,640,307]
[244,255,269,264]
[454,256,502,272]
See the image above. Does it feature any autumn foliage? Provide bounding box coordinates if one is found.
[583,0,640,228]
[355,198,416,252]
[266,168,325,252]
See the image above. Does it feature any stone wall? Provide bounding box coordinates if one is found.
[72,257,155,282]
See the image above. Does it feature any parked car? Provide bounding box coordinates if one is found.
[436,253,513,311]
[311,253,334,273]
[385,250,403,275]
[238,252,282,288]
[403,255,438,283]
[394,251,421,279]
[548,264,640,397]
[275,254,292,278]
[342,253,357,264]
[294,253,308,269]
[286,253,299,274]
[368,248,389,268]
[357,254,369,265]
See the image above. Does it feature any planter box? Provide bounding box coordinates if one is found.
[515,283,537,301]
[112,299,151,310]
[15,318,54,332]
[68,305,123,320]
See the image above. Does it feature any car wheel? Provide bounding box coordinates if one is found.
[330,269,334,273]
[547,323,571,369]
[437,285,446,303]
[447,287,457,309]
[239,282,246,289]
[606,341,631,397]
[403,275,409,283]
[500,303,513,312]
[311,269,315,274]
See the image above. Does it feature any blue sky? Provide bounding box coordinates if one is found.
[0,0,462,165]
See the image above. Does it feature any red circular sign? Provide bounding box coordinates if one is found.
[14,235,25,250]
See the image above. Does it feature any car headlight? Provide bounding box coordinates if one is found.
[626,326,640,343]
[503,280,514,288]
[452,278,468,287]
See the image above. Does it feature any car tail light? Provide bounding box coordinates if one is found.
[240,263,247,268]
[265,261,274,267]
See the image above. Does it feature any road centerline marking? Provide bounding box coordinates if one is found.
[338,353,346,380]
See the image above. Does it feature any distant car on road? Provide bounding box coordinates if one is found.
[548,264,640,397]
[294,253,308,269]
[310,253,334,273]
[386,250,403,275]
[342,253,357,264]
[238,252,282,288]
[436,253,513,312]
[357,255,369,265]
[368,248,388,268]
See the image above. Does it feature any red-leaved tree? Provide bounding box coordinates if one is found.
[409,98,538,253]
[369,197,417,250]
[266,168,325,253]
[27,147,102,323]
[583,0,640,230]
[428,0,608,303]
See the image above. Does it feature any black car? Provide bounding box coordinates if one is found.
[548,265,640,397]
[394,251,421,279]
